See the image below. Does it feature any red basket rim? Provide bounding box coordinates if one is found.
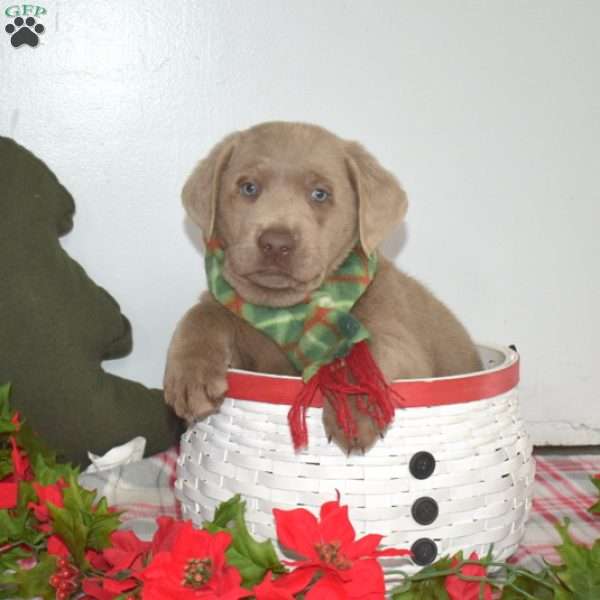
[226,344,520,409]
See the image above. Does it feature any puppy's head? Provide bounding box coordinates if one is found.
[183,122,407,307]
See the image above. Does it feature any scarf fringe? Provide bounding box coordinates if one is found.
[288,341,401,450]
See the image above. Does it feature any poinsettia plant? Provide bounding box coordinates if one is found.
[2,382,600,599]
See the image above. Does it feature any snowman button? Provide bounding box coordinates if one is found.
[409,451,436,479]
[411,538,438,565]
[412,497,439,525]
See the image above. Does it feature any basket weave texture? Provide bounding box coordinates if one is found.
[176,346,534,573]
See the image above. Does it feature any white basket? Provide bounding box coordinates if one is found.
[176,344,534,577]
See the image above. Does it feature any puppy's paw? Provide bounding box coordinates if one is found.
[164,356,228,423]
[322,397,385,454]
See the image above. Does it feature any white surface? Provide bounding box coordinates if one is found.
[1,1,599,444]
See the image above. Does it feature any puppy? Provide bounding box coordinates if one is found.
[165,122,482,453]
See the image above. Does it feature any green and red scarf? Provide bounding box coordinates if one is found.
[206,239,396,449]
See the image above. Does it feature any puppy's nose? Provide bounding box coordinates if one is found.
[258,228,296,258]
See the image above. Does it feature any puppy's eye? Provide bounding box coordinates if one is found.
[240,182,259,197]
[311,188,329,203]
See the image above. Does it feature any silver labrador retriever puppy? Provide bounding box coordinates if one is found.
[165,121,482,453]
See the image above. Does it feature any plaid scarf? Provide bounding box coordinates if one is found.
[206,239,396,449]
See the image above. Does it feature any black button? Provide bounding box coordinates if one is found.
[409,451,436,479]
[411,497,439,525]
[411,538,438,566]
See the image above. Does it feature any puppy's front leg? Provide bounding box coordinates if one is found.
[164,294,237,423]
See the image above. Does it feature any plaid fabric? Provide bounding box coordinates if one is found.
[205,239,377,380]
[79,447,181,539]
[509,453,600,571]
[79,450,600,571]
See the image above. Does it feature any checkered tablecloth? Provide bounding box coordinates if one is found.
[78,450,600,571]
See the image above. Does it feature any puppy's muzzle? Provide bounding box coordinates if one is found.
[257,228,296,265]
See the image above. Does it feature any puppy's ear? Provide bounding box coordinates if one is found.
[182,133,238,241]
[345,141,408,256]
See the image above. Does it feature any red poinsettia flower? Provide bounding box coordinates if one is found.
[253,568,314,600]
[80,530,152,599]
[138,521,246,600]
[9,436,31,480]
[81,518,191,600]
[28,479,67,530]
[273,496,410,600]
[444,552,493,600]
[0,482,17,510]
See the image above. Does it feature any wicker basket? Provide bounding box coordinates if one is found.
[176,344,534,576]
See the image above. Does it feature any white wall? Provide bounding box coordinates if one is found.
[2,0,599,444]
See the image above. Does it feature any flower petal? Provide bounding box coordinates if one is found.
[445,553,493,600]
[274,508,320,559]
[306,573,348,600]
[254,567,315,599]
[171,521,211,562]
[85,549,110,572]
[372,546,411,558]
[209,530,234,572]
[342,558,385,599]
[9,436,30,480]
[319,498,341,522]
[81,578,115,600]
[345,534,383,559]
[319,503,355,548]
[47,535,69,557]
[151,515,186,553]
[0,482,17,510]
[274,567,315,592]
[104,530,151,571]
[103,577,137,594]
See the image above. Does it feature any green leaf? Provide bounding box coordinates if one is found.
[0,509,31,543]
[48,502,89,567]
[45,472,121,566]
[389,558,453,600]
[0,421,16,434]
[0,544,32,574]
[85,500,122,551]
[589,477,600,515]
[204,495,284,588]
[0,383,17,435]
[500,568,558,599]
[0,383,11,415]
[31,453,79,485]
[390,582,451,600]
[207,494,245,528]
[0,502,44,551]
[227,509,285,587]
[16,481,37,514]
[551,520,600,599]
[0,553,57,600]
[553,589,575,600]
[0,450,13,479]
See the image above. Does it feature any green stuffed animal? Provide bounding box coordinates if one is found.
[0,137,182,465]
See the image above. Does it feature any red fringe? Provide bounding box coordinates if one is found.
[287,341,403,451]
